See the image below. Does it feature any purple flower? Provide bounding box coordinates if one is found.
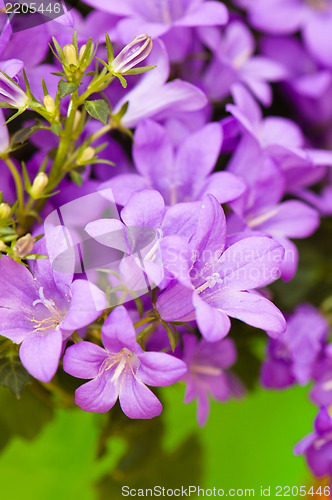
[181,334,244,426]
[101,119,245,206]
[0,232,107,382]
[201,21,287,105]
[294,407,332,478]
[156,194,286,341]
[236,0,332,67]
[112,40,208,129]
[261,304,328,389]
[311,346,332,408]
[83,0,228,62]
[63,306,187,417]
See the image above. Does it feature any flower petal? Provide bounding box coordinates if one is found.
[119,375,162,419]
[138,351,187,386]
[19,330,63,383]
[75,375,118,413]
[63,341,108,379]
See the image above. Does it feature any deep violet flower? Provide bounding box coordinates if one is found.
[181,334,244,426]
[0,231,107,382]
[63,306,187,417]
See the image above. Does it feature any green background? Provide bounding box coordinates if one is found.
[0,382,317,500]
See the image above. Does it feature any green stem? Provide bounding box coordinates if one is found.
[48,92,79,185]
[3,156,24,215]
[133,316,156,329]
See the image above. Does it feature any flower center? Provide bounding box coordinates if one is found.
[195,273,223,294]
[99,348,140,382]
[30,287,63,333]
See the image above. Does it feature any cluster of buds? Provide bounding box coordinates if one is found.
[51,34,96,83]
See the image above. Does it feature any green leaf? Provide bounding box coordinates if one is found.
[113,100,129,121]
[105,32,114,63]
[117,74,127,88]
[51,122,62,135]
[84,100,109,125]
[58,80,79,99]
[41,79,49,97]
[0,356,31,398]
[123,65,156,75]
[0,102,14,109]
[71,170,83,186]
[51,36,65,59]
[162,321,177,352]
[11,123,48,146]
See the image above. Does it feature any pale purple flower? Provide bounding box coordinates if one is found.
[294,407,332,478]
[156,194,286,341]
[311,346,332,407]
[101,119,245,206]
[226,139,320,281]
[261,304,328,389]
[63,306,187,417]
[181,334,244,426]
[236,0,332,67]
[112,40,208,128]
[201,21,287,105]
[83,0,228,62]
[0,232,107,382]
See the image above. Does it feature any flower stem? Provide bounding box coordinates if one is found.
[3,156,24,215]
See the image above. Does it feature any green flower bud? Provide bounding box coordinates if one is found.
[78,146,95,164]
[43,95,56,114]
[0,203,11,219]
[13,233,35,258]
[63,44,78,67]
[31,172,49,198]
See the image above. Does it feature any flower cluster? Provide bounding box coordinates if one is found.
[0,0,332,481]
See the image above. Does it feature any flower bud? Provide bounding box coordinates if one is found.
[78,146,95,164]
[0,203,11,219]
[63,44,78,67]
[0,71,28,108]
[31,172,49,198]
[73,110,82,132]
[110,34,153,74]
[13,233,35,258]
[79,44,87,61]
[43,95,56,114]
[0,241,6,252]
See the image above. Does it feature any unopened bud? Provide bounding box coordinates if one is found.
[0,241,6,252]
[110,34,153,74]
[78,146,95,164]
[0,72,28,108]
[73,110,82,132]
[31,172,49,198]
[13,233,35,258]
[79,44,87,61]
[63,44,78,66]
[43,95,56,114]
[0,203,11,219]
